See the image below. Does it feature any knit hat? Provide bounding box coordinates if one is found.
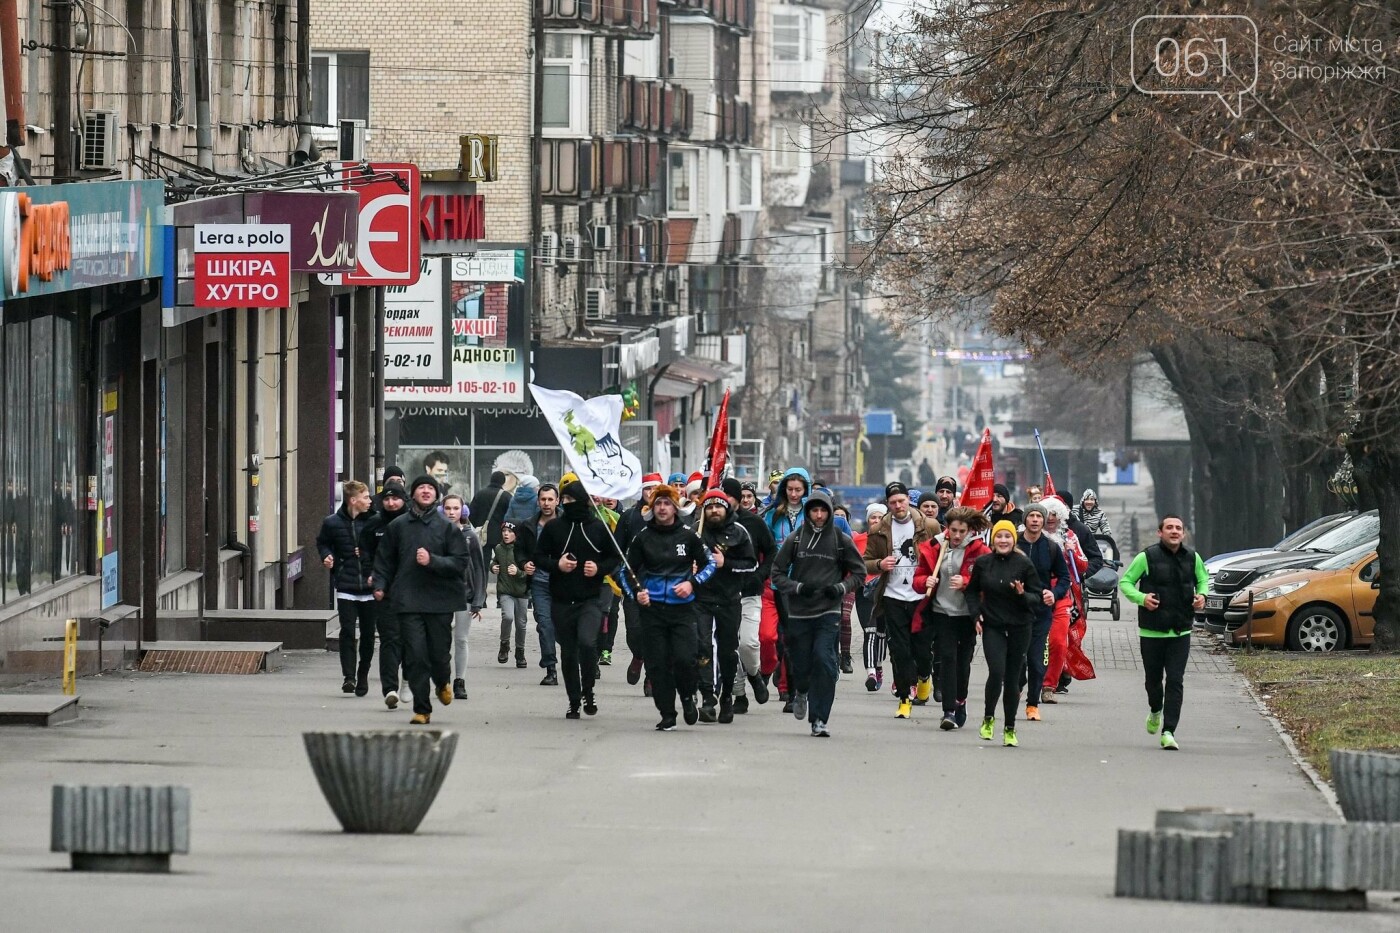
[685,471,705,495]
[1024,502,1048,520]
[936,476,958,494]
[642,472,663,488]
[651,483,681,505]
[560,471,580,487]
[1081,488,1097,502]
[560,480,589,504]
[668,472,687,486]
[884,481,909,500]
[993,483,1011,500]
[381,479,407,499]
[383,464,406,483]
[991,520,1018,541]
[410,474,440,497]
[769,469,784,484]
[721,477,743,500]
[701,488,731,512]
[866,502,888,518]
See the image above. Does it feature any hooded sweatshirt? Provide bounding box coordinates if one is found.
[533,483,622,604]
[769,490,866,619]
[697,502,760,606]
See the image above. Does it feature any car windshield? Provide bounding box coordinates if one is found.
[1303,512,1380,554]
[1277,513,1352,550]
[1315,542,1378,571]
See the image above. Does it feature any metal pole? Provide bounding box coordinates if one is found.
[52,0,72,179]
[373,287,386,482]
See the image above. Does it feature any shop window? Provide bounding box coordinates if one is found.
[311,51,370,135]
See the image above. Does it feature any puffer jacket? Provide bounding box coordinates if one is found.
[316,505,382,596]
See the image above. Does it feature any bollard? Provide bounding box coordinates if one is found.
[51,785,190,872]
[62,618,78,695]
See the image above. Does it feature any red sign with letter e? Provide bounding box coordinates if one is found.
[194,223,292,308]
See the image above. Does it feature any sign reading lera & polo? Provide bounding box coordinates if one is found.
[194,224,292,308]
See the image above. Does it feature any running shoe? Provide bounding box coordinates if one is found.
[979,717,994,740]
[1146,709,1163,734]
[498,642,510,664]
[811,720,830,737]
[626,657,644,685]
[565,707,581,720]
[1054,684,1070,695]
[1040,691,1058,704]
[748,674,770,705]
[718,696,734,724]
[384,690,399,710]
[896,698,912,719]
[1003,727,1018,748]
[682,696,699,726]
[733,695,749,715]
[1025,705,1041,722]
[599,650,612,666]
[914,677,932,705]
[865,673,879,692]
[583,694,598,716]
[341,677,355,694]
[700,696,718,723]
[782,698,794,714]
[1161,731,1180,751]
[656,717,677,732]
[840,654,853,675]
[792,692,808,721]
[939,711,956,731]
[410,713,430,725]
[954,703,967,729]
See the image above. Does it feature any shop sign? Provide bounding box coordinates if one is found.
[339,162,422,286]
[0,179,165,300]
[817,431,842,470]
[421,194,484,242]
[383,257,452,386]
[194,224,292,308]
[459,134,499,182]
[385,247,529,406]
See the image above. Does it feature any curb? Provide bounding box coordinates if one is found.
[1237,672,1342,818]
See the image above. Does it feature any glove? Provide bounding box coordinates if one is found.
[822,583,844,600]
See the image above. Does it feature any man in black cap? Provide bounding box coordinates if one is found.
[933,476,958,526]
[372,475,469,724]
[863,481,937,718]
[987,483,1025,530]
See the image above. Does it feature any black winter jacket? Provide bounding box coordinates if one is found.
[697,516,759,606]
[733,509,775,598]
[316,505,382,596]
[967,550,1043,629]
[534,502,622,604]
[372,505,469,613]
[453,522,489,612]
[769,493,865,619]
[468,476,512,551]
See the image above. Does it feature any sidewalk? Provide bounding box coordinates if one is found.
[1,610,1396,931]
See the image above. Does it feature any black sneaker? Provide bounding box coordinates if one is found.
[497,643,510,664]
[583,694,598,716]
[341,677,355,694]
[954,704,968,729]
[643,677,653,697]
[782,698,794,714]
[566,707,581,720]
[933,685,944,704]
[699,697,718,723]
[453,678,468,701]
[354,670,369,697]
[718,696,734,723]
[865,673,879,692]
[779,690,791,703]
[656,717,677,732]
[748,673,770,705]
[626,657,644,685]
[1054,684,1070,695]
[682,696,699,726]
[540,669,558,686]
[733,695,749,715]
[840,654,854,674]
[940,711,957,731]
[516,656,528,668]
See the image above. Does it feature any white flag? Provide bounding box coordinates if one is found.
[528,384,643,500]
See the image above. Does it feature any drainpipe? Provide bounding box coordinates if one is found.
[293,0,314,162]
[189,0,214,169]
[51,0,72,179]
[0,0,23,148]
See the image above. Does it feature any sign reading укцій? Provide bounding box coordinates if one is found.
[194,224,292,308]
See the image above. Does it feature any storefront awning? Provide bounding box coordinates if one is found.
[653,357,736,402]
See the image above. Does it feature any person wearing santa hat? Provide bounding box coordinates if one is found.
[615,472,663,690]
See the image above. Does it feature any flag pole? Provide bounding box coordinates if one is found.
[558,449,642,592]
[1033,428,1052,479]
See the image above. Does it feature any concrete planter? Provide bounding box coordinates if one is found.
[303,730,458,834]
[1331,749,1400,823]
[51,784,191,872]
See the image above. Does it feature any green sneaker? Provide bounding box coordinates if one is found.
[979,717,995,740]
[599,650,612,666]
[1146,710,1162,735]
[1160,731,1179,751]
[1003,727,1018,748]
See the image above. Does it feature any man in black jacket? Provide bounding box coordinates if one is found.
[316,480,382,697]
[721,477,773,713]
[1017,503,1070,721]
[370,477,409,698]
[695,488,759,724]
[372,475,469,724]
[615,472,662,688]
[533,480,621,719]
[468,470,513,551]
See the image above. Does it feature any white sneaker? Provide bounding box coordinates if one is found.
[385,690,399,710]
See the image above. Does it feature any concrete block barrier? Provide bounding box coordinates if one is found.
[1114,828,1231,903]
[1331,749,1400,824]
[51,784,190,872]
[1229,819,1400,897]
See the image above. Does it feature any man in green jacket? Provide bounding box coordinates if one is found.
[1119,514,1208,750]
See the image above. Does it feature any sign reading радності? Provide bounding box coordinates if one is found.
[194,223,292,308]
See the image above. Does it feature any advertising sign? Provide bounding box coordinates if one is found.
[339,162,422,286]
[817,431,842,470]
[385,247,528,406]
[383,257,452,385]
[194,224,292,308]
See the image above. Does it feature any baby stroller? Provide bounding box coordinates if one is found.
[1084,534,1123,620]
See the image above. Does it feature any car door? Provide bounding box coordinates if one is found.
[1350,556,1380,643]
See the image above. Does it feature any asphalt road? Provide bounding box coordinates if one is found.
[2,610,1397,931]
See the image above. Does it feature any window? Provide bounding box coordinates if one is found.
[848,203,875,243]
[668,149,697,214]
[543,33,590,137]
[770,123,804,172]
[311,51,370,134]
[729,150,761,211]
[772,9,808,62]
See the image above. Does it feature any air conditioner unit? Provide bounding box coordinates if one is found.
[80,110,119,170]
[591,224,613,251]
[584,287,611,321]
[538,231,559,266]
[338,119,366,160]
[649,298,665,316]
[560,234,581,263]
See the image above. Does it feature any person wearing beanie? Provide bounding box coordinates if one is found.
[1017,503,1070,722]
[667,472,688,487]
[370,477,410,698]
[769,489,866,737]
[863,481,937,719]
[440,493,488,701]
[855,503,888,692]
[371,474,469,724]
[316,479,384,698]
[468,470,514,552]
[763,469,785,509]
[986,483,1025,530]
[1075,488,1112,538]
[532,480,621,719]
[373,467,408,513]
[622,483,716,731]
[738,482,760,513]
[967,520,1044,746]
[720,477,774,712]
[694,488,760,723]
[917,492,942,526]
[615,476,663,692]
[934,476,958,526]
[913,506,990,730]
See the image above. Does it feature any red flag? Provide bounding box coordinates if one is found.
[704,389,731,489]
[1043,472,1057,499]
[959,428,995,509]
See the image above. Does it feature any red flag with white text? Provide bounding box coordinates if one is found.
[960,428,995,509]
[704,389,731,489]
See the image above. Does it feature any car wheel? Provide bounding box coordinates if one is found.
[1287,606,1347,652]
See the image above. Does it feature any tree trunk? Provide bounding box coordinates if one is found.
[1144,446,1191,521]
[1352,445,1400,653]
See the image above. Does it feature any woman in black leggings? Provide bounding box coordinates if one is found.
[967,520,1045,747]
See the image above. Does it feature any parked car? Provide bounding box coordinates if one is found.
[1198,511,1378,634]
[1204,511,1356,583]
[1224,542,1381,651]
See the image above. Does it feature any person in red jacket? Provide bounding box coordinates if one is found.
[913,506,990,730]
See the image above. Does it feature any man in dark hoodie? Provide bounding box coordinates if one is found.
[370,476,409,702]
[770,489,865,737]
[721,477,773,713]
[468,470,514,551]
[372,475,469,724]
[372,465,407,511]
[624,484,716,731]
[316,479,382,697]
[615,472,663,689]
[696,488,760,724]
[533,480,621,719]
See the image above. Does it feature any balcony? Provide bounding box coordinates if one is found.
[717,213,742,260]
[539,137,663,199]
[619,218,671,271]
[617,77,693,138]
[669,0,753,34]
[692,94,751,146]
[541,0,660,38]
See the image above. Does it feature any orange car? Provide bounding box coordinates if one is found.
[1225,544,1379,651]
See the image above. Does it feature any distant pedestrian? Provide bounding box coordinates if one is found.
[370,477,409,702]
[315,480,381,697]
[468,470,514,551]
[372,476,469,724]
[493,522,531,667]
[856,503,888,692]
[769,489,865,737]
[1118,515,1207,751]
[441,494,488,701]
[519,483,562,686]
[967,520,1044,747]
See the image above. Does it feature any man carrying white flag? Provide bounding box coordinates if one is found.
[529,384,644,501]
